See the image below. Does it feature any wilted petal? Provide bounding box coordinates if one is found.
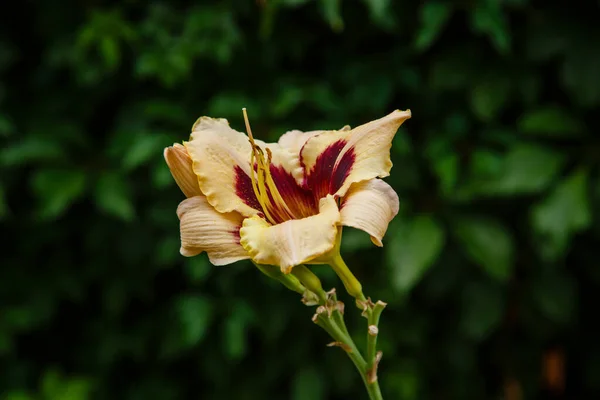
[340,179,399,247]
[239,195,340,273]
[163,143,202,198]
[301,110,411,199]
[177,195,250,266]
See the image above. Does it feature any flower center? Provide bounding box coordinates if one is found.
[243,109,297,225]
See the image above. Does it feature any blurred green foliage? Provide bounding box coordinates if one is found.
[1,0,599,399]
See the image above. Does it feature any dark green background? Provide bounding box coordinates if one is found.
[2,0,599,399]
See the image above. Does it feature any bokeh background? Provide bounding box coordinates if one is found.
[2,0,599,399]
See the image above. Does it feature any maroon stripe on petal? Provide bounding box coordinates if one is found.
[270,165,318,219]
[231,226,242,245]
[330,146,356,195]
[307,139,347,200]
[234,165,263,212]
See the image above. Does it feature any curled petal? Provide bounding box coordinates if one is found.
[239,195,341,273]
[301,110,411,199]
[185,117,261,217]
[340,179,399,247]
[163,143,202,198]
[177,196,250,266]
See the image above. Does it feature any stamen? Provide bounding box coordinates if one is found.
[263,148,296,219]
[242,108,296,224]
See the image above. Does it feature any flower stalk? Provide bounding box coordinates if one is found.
[164,109,411,400]
[253,262,305,294]
[311,290,384,400]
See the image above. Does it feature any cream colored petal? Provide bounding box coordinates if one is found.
[301,109,411,198]
[340,179,399,247]
[185,117,261,217]
[177,195,250,266]
[278,129,326,155]
[255,140,304,186]
[278,125,351,155]
[164,143,202,198]
[239,195,340,273]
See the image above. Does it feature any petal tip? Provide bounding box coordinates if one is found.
[370,236,383,247]
[396,109,412,119]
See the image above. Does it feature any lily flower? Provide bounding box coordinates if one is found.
[164,109,411,275]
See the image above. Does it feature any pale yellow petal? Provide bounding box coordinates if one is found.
[278,129,327,155]
[239,195,340,273]
[301,110,411,199]
[340,179,399,247]
[255,140,305,186]
[177,195,250,266]
[164,143,202,198]
[185,117,261,217]
[278,125,351,155]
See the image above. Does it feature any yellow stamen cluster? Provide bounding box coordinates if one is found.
[243,108,296,224]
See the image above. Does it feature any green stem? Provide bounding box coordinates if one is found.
[328,253,367,302]
[365,301,386,388]
[291,265,327,303]
[253,262,306,294]
[314,306,384,400]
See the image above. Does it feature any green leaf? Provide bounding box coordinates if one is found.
[281,0,312,6]
[292,367,325,400]
[518,107,584,137]
[486,144,565,195]
[432,153,458,195]
[470,77,510,121]
[387,216,446,293]
[41,369,91,400]
[208,92,256,119]
[223,303,254,360]
[0,137,65,167]
[155,236,180,266]
[0,182,7,219]
[42,369,63,398]
[562,40,600,107]
[387,363,420,400]
[0,113,15,137]
[532,270,576,324]
[470,2,510,54]
[121,134,165,170]
[340,227,376,253]
[525,15,568,61]
[428,45,479,91]
[392,127,412,155]
[453,216,514,281]
[531,169,591,261]
[361,0,394,28]
[460,281,504,340]
[100,37,120,70]
[183,256,212,284]
[319,0,343,32]
[176,295,212,348]
[270,85,304,118]
[31,169,87,219]
[2,391,34,400]
[414,2,453,51]
[94,172,135,221]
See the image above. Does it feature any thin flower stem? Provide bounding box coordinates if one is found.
[292,265,328,303]
[313,303,384,400]
[365,301,386,386]
[328,253,367,302]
